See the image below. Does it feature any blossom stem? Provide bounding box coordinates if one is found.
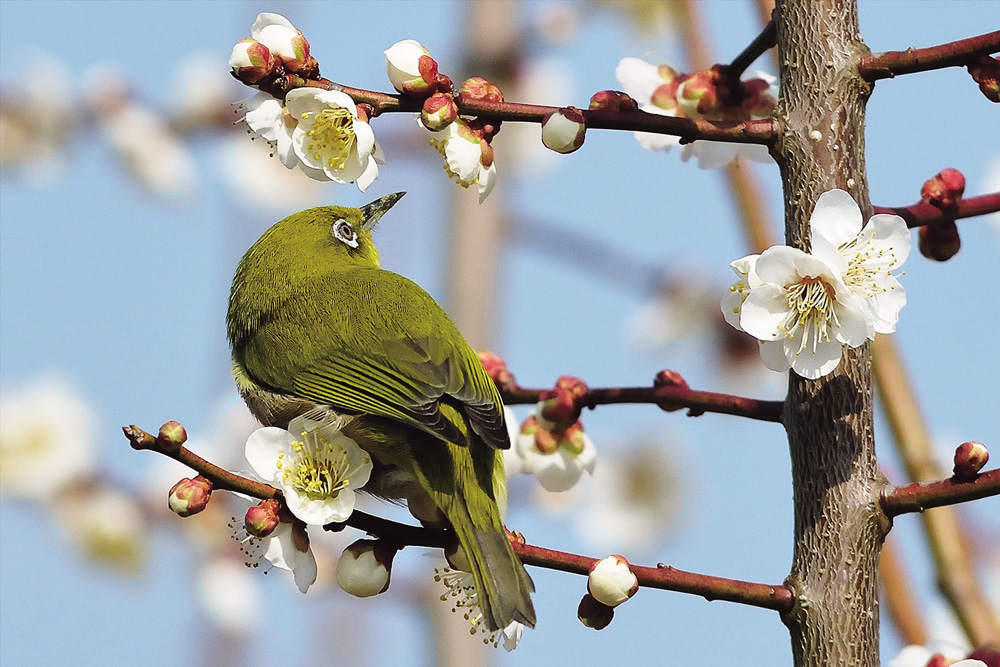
[123,424,280,500]
[729,20,778,77]
[502,384,784,423]
[880,468,1000,517]
[873,191,1000,228]
[858,30,1000,81]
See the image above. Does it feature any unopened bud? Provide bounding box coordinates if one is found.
[168,476,212,517]
[556,376,589,401]
[654,369,689,412]
[919,221,961,262]
[967,55,1000,103]
[460,77,503,103]
[533,423,559,455]
[157,421,187,452]
[229,38,278,85]
[538,387,578,429]
[385,39,439,96]
[421,93,458,131]
[676,69,721,118]
[245,498,281,537]
[541,107,587,154]
[589,89,638,112]
[953,441,989,479]
[921,168,966,210]
[587,555,639,607]
[336,539,396,597]
[577,593,615,630]
[478,350,516,390]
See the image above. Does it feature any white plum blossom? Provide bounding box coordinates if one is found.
[52,486,147,574]
[724,189,910,379]
[0,383,95,501]
[587,555,638,607]
[250,13,309,69]
[434,564,525,650]
[234,515,318,593]
[615,56,776,168]
[514,415,597,492]
[384,39,438,95]
[199,557,263,634]
[245,415,373,526]
[242,92,299,169]
[285,88,383,190]
[428,118,496,202]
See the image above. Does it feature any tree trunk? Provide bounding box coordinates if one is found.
[772,1,891,665]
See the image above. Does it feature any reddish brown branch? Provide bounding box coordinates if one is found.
[123,425,279,500]
[512,541,795,613]
[309,80,778,145]
[881,468,1000,517]
[502,384,785,424]
[873,192,1000,228]
[859,30,1000,81]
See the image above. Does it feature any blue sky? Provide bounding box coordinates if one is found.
[1,2,998,666]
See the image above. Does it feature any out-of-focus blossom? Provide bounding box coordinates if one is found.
[0,56,75,182]
[101,103,196,199]
[0,383,95,501]
[53,486,147,574]
[219,131,326,212]
[616,57,776,168]
[199,556,263,635]
[513,415,596,492]
[173,54,242,130]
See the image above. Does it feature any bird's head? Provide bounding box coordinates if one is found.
[227,192,405,344]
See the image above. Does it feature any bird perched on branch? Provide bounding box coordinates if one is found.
[226,192,535,631]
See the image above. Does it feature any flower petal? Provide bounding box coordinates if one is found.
[811,189,863,248]
[244,427,293,482]
[786,332,843,379]
[740,284,790,341]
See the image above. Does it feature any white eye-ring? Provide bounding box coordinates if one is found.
[332,219,359,248]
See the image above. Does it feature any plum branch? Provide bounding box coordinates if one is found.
[881,468,1000,517]
[874,191,1000,228]
[858,29,1000,80]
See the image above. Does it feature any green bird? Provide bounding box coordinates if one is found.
[226,192,535,632]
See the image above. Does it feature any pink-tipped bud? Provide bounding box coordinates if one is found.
[229,38,278,85]
[561,421,588,456]
[918,221,961,262]
[168,475,212,517]
[541,107,587,154]
[245,498,281,537]
[921,168,966,210]
[653,369,689,412]
[385,39,439,97]
[967,55,1000,103]
[556,375,589,401]
[336,539,396,598]
[478,349,516,391]
[421,93,458,131]
[538,387,578,430]
[533,422,559,455]
[953,441,989,480]
[577,593,615,630]
[252,12,314,76]
[676,68,722,118]
[589,89,638,112]
[157,421,187,452]
[460,77,504,103]
[587,555,639,607]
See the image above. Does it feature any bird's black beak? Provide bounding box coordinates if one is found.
[360,192,405,231]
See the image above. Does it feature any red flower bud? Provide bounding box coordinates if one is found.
[460,77,504,103]
[918,221,961,262]
[478,350,516,390]
[577,593,614,630]
[967,55,1000,103]
[921,168,966,210]
[539,387,578,429]
[588,90,638,112]
[245,498,281,537]
[157,420,187,452]
[953,441,989,480]
[168,475,212,517]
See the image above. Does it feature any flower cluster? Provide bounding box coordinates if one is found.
[616,58,777,168]
[230,14,383,191]
[723,189,910,379]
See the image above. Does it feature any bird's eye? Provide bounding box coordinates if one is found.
[332,219,359,248]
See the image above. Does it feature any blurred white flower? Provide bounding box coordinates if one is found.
[53,485,147,574]
[171,54,242,130]
[615,57,777,168]
[101,103,195,199]
[513,415,596,492]
[0,383,95,501]
[220,132,326,212]
[199,557,263,634]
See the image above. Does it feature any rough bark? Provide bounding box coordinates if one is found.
[772,1,891,665]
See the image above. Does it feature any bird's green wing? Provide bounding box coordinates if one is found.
[244,269,509,450]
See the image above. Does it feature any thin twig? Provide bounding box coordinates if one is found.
[881,468,1000,517]
[729,20,778,77]
[858,30,1000,81]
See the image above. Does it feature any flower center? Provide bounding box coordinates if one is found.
[303,107,356,171]
[840,235,901,297]
[780,277,840,355]
[278,430,353,501]
[435,566,508,646]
